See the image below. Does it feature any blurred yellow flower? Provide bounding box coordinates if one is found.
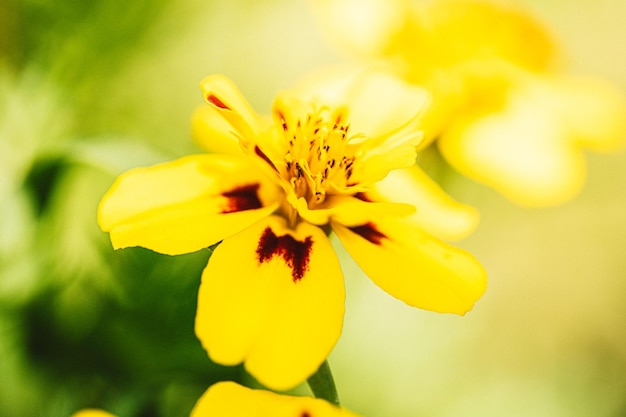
[312,0,626,206]
[98,70,486,390]
[191,381,361,417]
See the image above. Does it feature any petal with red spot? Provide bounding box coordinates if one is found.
[332,216,486,315]
[191,381,362,417]
[195,216,345,391]
[98,154,280,255]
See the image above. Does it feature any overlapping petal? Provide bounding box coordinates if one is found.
[293,67,429,185]
[294,66,430,143]
[191,105,243,155]
[332,216,486,315]
[296,194,415,226]
[98,154,280,255]
[191,381,361,417]
[195,215,344,391]
[369,165,479,241]
[198,75,263,145]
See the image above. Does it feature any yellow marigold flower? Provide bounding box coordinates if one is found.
[98,70,486,390]
[191,381,361,416]
[311,0,626,206]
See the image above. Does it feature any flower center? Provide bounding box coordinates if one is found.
[275,106,362,208]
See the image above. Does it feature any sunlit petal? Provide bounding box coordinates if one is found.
[199,74,262,143]
[191,105,243,155]
[333,217,486,315]
[295,66,430,143]
[195,215,344,391]
[191,381,361,417]
[297,194,415,226]
[98,154,280,255]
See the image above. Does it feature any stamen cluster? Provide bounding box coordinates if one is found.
[275,106,362,207]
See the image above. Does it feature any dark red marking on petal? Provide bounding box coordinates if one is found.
[207,94,230,110]
[221,184,262,213]
[301,412,312,417]
[254,145,278,171]
[273,109,289,131]
[349,222,387,245]
[256,227,313,282]
[354,192,373,202]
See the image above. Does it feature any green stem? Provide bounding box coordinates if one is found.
[307,360,340,406]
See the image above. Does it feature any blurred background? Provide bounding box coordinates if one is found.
[0,0,625,416]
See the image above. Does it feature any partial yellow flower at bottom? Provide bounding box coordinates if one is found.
[71,382,361,417]
[311,0,626,206]
[98,70,486,391]
[191,381,361,417]
[70,410,116,417]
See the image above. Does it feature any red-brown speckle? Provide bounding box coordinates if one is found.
[275,110,288,131]
[354,192,373,202]
[256,228,313,282]
[254,145,278,171]
[207,94,230,110]
[349,222,387,245]
[221,184,262,213]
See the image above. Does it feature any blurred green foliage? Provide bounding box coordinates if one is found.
[0,1,251,416]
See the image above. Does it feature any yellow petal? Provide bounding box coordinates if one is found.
[70,411,116,417]
[199,74,262,143]
[191,381,362,417]
[195,216,344,391]
[543,76,626,152]
[439,80,587,207]
[295,66,430,144]
[191,105,243,155]
[98,154,280,255]
[370,165,479,241]
[297,194,415,226]
[348,126,423,187]
[332,217,486,315]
